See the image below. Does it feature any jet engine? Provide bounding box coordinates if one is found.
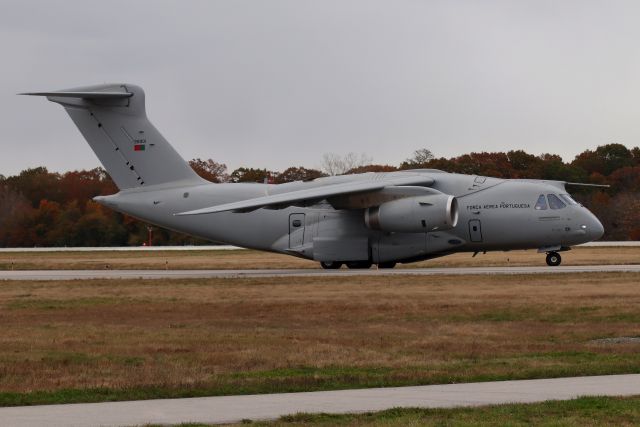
[364,193,458,233]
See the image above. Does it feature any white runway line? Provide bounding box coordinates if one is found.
[1,264,640,280]
[1,374,639,427]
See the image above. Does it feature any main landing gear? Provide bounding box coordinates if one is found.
[345,261,373,269]
[319,261,396,269]
[545,251,562,267]
[320,261,342,269]
[378,262,397,269]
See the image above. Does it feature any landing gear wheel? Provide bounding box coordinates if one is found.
[378,262,397,269]
[546,252,561,267]
[346,261,373,269]
[320,261,342,270]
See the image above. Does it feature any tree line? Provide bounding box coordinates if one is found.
[1,143,639,247]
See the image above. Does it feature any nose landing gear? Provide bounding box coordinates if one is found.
[546,251,562,266]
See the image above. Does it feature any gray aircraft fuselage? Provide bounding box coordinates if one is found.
[96,170,604,264]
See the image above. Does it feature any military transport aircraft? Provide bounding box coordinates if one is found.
[23,84,605,268]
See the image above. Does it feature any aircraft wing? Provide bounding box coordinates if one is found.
[176,174,435,215]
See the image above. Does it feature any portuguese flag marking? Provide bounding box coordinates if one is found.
[134,144,146,151]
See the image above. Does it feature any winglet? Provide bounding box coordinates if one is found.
[564,182,610,188]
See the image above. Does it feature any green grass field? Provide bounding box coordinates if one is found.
[1,273,640,407]
[150,396,640,426]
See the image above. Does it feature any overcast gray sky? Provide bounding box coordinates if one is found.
[2,0,640,175]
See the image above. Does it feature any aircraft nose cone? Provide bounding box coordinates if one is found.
[587,213,604,241]
[592,217,604,240]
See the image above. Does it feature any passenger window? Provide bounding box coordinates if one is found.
[534,194,547,210]
[547,194,566,210]
[559,194,578,205]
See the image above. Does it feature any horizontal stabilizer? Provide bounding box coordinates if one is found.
[20,91,133,99]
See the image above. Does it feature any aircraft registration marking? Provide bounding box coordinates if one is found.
[466,202,531,211]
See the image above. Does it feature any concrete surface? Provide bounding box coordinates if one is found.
[0,241,637,252]
[1,374,639,427]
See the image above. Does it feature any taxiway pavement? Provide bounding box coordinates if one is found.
[0,264,639,280]
[1,374,639,426]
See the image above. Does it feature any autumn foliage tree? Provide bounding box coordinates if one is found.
[229,167,274,183]
[274,167,325,183]
[1,145,640,246]
[188,158,229,183]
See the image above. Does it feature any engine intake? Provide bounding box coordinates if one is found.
[365,193,458,233]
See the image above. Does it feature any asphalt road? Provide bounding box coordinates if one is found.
[1,374,639,427]
[1,264,639,280]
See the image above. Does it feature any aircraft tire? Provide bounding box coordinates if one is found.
[320,261,342,269]
[546,252,561,266]
[346,261,373,269]
[378,262,397,269]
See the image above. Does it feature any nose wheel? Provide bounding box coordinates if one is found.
[546,251,562,266]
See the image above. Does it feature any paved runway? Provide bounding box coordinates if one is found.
[0,264,639,280]
[0,242,637,252]
[1,374,639,427]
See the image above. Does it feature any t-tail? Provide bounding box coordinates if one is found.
[22,83,205,190]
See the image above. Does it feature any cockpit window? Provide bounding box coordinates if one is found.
[547,194,566,209]
[559,193,578,205]
[534,194,547,210]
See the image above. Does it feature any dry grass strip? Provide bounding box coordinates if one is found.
[0,272,639,396]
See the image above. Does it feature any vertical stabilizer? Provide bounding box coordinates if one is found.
[23,84,205,190]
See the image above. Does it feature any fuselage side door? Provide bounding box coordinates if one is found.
[469,219,483,242]
[289,213,305,248]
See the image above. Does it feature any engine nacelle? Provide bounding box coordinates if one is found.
[364,193,458,233]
